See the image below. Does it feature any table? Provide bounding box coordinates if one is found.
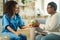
[18,28,36,40]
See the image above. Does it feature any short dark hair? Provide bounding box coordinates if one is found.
[3,1,18,17]
[48,2,57,11]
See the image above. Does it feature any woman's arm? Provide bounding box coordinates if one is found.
[2,14,21,36]
[22,25,30,29]
[44,14,58,31]
[7,26,19,36]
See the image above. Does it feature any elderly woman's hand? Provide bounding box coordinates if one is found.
[28,20,40,27]
[32,20,40,27]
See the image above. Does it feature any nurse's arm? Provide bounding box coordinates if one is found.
[22,26,29,29]
[7,26,19,36]
[21,24,31,29]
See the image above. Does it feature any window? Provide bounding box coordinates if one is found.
[44,0,59,15]
[0,0,3,16]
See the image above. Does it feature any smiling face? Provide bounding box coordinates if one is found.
[14,4,19,14]
[47,5,55,14]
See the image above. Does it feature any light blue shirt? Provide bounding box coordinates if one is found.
[2,14,25,33]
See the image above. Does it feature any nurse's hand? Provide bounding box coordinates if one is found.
[14,32,19,36]
[28,23,33,28]
[14,31,21,36]
[7,26,21,36]
[17,30,22,35]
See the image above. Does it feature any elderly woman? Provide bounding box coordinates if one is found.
[32,2,60,40]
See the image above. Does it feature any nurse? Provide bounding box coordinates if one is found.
[2,1,27,40]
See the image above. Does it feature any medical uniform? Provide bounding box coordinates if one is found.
[2,14,27,40]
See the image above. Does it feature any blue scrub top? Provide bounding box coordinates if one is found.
[2,14,25,33]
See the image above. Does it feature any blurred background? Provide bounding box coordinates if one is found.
[0,0,60,40]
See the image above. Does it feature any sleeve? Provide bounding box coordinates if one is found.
[39,24,45,30]
[44,14,58,31]
[18,15,25,29]
[2,15,9,29]
[39,14,58,31]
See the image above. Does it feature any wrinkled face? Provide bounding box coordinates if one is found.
[47,5,54,14]
[14,4,19,14]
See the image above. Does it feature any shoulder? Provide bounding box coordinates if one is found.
[57,12,60,16]
[54,12,60,18]
[3,14,8,18]
[51,12,59,18]
[2,14,9,20]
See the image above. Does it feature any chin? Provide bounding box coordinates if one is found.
[15,13,19,15]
